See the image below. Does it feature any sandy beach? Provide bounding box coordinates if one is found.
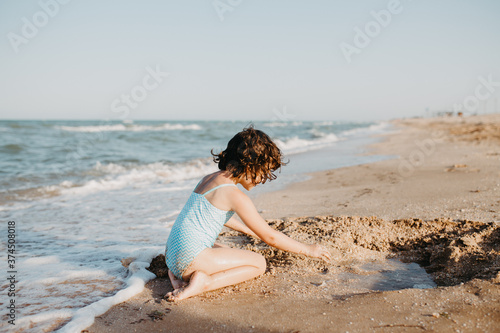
[86,115,500,333]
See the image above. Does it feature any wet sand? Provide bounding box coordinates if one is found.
[86,114,500,333]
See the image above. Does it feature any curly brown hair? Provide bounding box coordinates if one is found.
[211,126,286,184]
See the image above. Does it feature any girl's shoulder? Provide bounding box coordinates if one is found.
[199,176,242,211]
[194,173,219,193]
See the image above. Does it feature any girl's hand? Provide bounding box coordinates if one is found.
[306,244,332,262]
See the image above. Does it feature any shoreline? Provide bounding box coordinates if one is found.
[85,114,500,333]
[246,121,394,199]
[255,114,500,222]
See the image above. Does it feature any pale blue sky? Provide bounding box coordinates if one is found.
[1,0,499,121]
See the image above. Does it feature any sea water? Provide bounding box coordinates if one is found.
[0,120,392,332]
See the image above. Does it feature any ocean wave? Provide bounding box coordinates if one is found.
[339,122,390,137]
[56,123,202,132]
[263,121,303,128]
[0,159,216,203]
[0,182,73,205]
[275,133,340,154]
[38,159,216,197]
[6,123,35,129]
[309,128,332,139]
[314,121,335,126]
[0,143,24,153]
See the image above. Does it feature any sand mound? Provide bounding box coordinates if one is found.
[148,216,499,287]
[446,122,500,143]
[404,114,500,144]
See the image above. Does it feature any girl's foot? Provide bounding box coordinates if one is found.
[168,269,188,290]
[165,270,210,302]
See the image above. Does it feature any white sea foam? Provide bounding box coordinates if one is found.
[39,159,216,198]
[9,249,161,333]
[314,121,335,126]
[56,249,159,333]
[275,133,341,154]
[35,269,110,285]
[340,122,390,137]
[23,255,60,265]
[263,121,303,128]
[93,161,127,174]
[56,123,202,132]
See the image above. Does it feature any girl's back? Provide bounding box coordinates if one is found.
[165,180,236,280]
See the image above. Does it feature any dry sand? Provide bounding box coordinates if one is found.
[86,115,500,333]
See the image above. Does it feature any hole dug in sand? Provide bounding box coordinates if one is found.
[223,216,499,298]
[149,216,499,299]
[329,259,436,292]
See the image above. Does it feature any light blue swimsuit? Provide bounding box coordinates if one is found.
[165,183,236,280]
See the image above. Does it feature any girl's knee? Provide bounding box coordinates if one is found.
[255,253,267,275]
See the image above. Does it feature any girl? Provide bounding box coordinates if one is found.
[165,126,331,301]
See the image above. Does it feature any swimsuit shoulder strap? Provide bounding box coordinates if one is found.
[201,183,237,196]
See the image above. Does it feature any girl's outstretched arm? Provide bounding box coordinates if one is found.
[224,216,260,239]
[230,189,331,262]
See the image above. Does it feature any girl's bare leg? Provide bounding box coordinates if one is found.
[165,247,266,302]
[168,269,188,290]
[166,243,228,294]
